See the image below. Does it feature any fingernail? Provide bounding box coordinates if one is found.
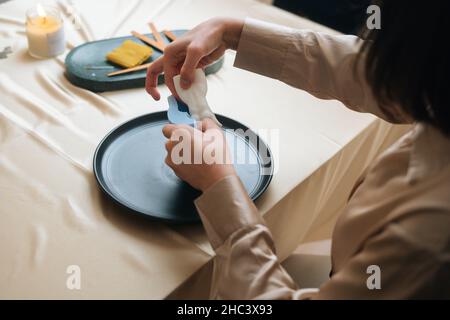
[180,78,190,88]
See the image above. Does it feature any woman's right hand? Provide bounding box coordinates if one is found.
[145,17,244,100]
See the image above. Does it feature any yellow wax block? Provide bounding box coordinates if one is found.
[106,40,153,68]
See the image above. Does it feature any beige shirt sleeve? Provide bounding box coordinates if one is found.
[195,175,450,299]
[192,18,449,299]
[234,18,407,123]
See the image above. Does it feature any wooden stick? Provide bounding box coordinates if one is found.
[107,62,152,77]
[163,30,177,42]
[148,22,166,48]
[131,30,165,52]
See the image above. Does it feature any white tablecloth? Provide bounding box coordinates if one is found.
[0,0,410,298]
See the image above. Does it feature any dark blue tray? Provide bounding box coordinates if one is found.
[65,30,224,92]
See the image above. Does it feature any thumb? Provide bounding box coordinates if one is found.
[200,118,220,132]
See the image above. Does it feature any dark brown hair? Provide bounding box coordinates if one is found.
[360,0,450,135]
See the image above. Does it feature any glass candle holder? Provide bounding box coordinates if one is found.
[26,5,66,59]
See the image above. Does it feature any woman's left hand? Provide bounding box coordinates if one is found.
[162,118,237,192]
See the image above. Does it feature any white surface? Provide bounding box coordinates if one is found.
[0,0,410,298]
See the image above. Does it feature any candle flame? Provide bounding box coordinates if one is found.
[36,3,46,17]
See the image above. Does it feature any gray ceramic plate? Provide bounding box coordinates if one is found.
[65,30,224,92]
[93,112,274,223]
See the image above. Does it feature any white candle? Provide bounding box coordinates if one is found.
[26,4,66,58]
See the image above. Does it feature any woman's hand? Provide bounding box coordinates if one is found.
[162,118,236,192]
[146,17,244,100]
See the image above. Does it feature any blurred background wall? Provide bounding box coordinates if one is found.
[2,0,371,34]
[259,0,371,34]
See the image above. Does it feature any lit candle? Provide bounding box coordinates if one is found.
[26,4,66,58]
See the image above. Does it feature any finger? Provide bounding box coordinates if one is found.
[164,139,184,154]
[164,63,180,99]
[163,43,185,98]
[162,124,194,138]
[164,155,174,168]
[179,44,205,89]
[200,118,220,132]
[145,57,164,100]
[165,140,174,152]
[162,124,178,138]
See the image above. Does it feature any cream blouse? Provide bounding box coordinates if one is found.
[194,18,450,299]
